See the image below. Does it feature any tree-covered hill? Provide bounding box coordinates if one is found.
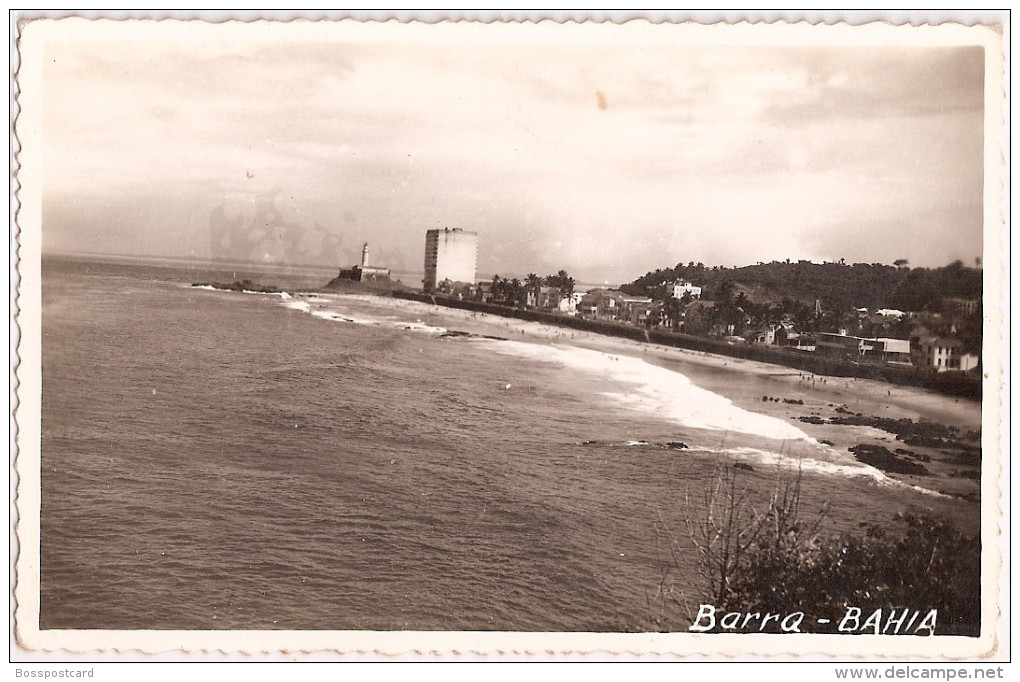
[621,260,982,313]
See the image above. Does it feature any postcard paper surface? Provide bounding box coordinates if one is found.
[11,12,1008,660]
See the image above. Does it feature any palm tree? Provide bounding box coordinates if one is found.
[525,273,542,307]
[491,274,503,303]
[555,269,575,298]
[509,278,524,307]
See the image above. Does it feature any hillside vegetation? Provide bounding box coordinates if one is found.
[622,260,982,313]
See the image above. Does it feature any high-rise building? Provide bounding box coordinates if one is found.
[423,228,478,293]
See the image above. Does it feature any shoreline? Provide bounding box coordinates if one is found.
[390,291,983,401]
[298,290,983,519]
[318,290,981,428]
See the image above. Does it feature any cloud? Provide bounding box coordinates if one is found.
[762,47,984,124]
[38,28,988,280]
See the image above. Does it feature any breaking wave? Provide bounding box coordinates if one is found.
[491,342,814,443]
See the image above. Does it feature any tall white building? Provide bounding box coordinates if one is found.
[423,228,478,293]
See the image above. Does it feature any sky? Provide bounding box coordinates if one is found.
[30,20,995,284]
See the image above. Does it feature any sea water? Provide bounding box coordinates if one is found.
[37,255,953,631]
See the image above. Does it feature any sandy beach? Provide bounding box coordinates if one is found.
[336,294,981,423]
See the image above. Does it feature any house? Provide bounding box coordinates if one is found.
[560,291,583,314]
[747,324,779,345]
[620,296,659,326]
[864,338,912,365]
[526,286,564,311]
[671,279,703,300]
[579,289,627,320]
[817,333,916,364]
[816,332,868,360]
[774,322,802,347]
[912,336,980,372]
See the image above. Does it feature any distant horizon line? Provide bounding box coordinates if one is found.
[37,248,981,286]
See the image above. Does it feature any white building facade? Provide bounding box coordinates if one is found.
[916,337,980,372]
[671,279,702,299]
[424,228,478,293]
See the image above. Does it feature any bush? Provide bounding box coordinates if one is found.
[724,513,980,635]
[661,466,981,636]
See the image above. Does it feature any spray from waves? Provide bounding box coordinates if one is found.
[188,284,291,299]
[277,295,448,334]
[704,446,949,498]
[283,300,311,313]
[490,341,814,443]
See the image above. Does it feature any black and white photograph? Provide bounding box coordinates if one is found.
[11,13,1007,664]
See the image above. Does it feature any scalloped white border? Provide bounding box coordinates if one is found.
[9,10,1010,662]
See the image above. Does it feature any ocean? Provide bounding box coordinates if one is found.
[37,255,967,631]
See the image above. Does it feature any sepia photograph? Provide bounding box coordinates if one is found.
[11,13,1007,663]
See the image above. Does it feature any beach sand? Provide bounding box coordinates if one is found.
[346,295,980,420]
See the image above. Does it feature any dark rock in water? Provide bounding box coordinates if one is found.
[193,279,281,294]
[782,398,804,405]
[582,440,601,446]
[819,439,834,446]
[440,330,472,338]
[817,415,979,453]
[482,335,508,341]
[849,444,930,476]
[733,462,754,471]
[799,415,827,425]
[323,274,411,294]
[895,448,931,463]
[665,441,689,450]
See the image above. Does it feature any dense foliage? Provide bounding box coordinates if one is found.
[668,467,981,636]
[723,512,980,635]
[489,270,575,307]
[623,260,982,313]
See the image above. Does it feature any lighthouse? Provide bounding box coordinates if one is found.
[332,241,390,285]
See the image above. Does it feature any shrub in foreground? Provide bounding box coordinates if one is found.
[665,467,981,636]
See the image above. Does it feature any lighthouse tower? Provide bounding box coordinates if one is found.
[340,241,390,283]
